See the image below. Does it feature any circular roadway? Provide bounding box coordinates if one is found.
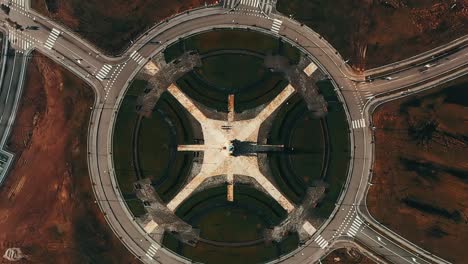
[4,4,465,264]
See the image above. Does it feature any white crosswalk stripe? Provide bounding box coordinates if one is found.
[223,0,272,14]
[351,118,366,129]
[347,216,364,237]
[7,26,38,52]
[130,51,146,65]
[271,19,282,33]
[313,235,329,249]
[145,244,160,259]
[363,90,374,99]
[44,28,60,50]
[8,0,29,15]
[96,64,113,81]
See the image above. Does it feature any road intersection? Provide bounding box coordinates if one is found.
[0,1,467,263]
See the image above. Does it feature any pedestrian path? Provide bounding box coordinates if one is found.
[95,64,112,81]
[271,19,282,34]
[313,234,329,249]
[351,118,366,129]
[130,51,146,65]
[44,28,60,50]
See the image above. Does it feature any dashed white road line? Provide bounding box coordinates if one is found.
[332,206,356,239]
[103,62,127,101]
[359,231,416,264]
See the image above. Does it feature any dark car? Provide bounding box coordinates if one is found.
[26,26,40,30]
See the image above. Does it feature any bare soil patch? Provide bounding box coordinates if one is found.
[31,0,217,54]
[0,53,138,263]
[322,247,375,264]
[367,78,468,263]
[277,0,468,70]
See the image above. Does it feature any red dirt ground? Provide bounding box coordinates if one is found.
[322,247,375,264]
[31,0,218,54]
[367,78,468,263]
[0,53,138,263]
[277,0,468,70]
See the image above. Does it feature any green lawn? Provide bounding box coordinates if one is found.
[138,92,195,202]
[177,55,288,112]
[314,80,350,217]
[163,185,299,264]
[113,80,148,217]
[164,29,300,64]
[268,94,325,204]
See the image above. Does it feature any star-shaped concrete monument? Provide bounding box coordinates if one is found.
[165,83,296,213]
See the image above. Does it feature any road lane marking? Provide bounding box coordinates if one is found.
[8,0,29,15]
[351,118,366,129]
[347,215,364,237]
[0,52,19,124]
[271,19,282,34]
[96,64,113,81]
[241,0,259,7]
[365,225,432,264]
[313,235,329,249]
[377,236,387,245]
[333,206,359,239]
[7,26,36,52]
[360,231,415,264]
[225,0,271,14]
[145,243,160,259]
[103,62,127,101]
[44,28,60,50]
[130,51,146,65]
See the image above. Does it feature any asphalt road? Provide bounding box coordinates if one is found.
[0,29,28,184]
[0,2,467,264]
[0,49,23,140]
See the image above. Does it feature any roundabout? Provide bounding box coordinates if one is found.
[112,30,350,263]
[1,2,466,264]
[68,9,459,264]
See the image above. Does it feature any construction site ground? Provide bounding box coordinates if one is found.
[322,247,375,264]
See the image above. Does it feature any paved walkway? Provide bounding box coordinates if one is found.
[166,84,296,213]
